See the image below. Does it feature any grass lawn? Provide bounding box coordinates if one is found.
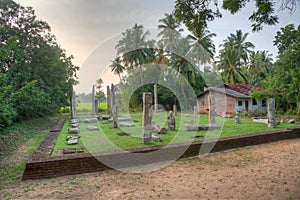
[51,108,299,155]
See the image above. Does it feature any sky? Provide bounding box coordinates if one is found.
[15,0,300,93]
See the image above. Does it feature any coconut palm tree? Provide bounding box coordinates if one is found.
[216,46,248,84]
[157,13,183,52]
[109,56,125,82]
[246,50,273,85]
[220,29,255,64]
[188,28,216,66]
[115,24,153,84]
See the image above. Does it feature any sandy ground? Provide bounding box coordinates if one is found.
[1,139,299,200]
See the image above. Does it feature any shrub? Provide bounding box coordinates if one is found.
[247,109,267,118]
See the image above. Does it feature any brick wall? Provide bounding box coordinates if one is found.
[22,119,300,180]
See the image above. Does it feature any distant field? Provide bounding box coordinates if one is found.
[76,102,107,113]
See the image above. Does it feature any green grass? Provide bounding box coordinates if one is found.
[52,111,299,155]
[0,116,59,189]
[76,102,107,113]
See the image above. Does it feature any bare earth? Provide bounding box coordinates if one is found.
[1,139,300,200]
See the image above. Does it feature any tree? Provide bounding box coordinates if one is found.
[173,0,296,32]
[246,50,273,85]
[0,0,78,122]
[157,13,182,51]
[115,24,153,84]
[262,24,300,110]
[188,28,216,65]
[216,46,248,84]
[95,78,105,100]
[220,30,255,64]
[109,56,125,82]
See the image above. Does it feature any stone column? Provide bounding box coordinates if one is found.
[111,84,118,128]
[142,92,152,144]
[95,99,99,116]
[208,93,216,124]
[92,85,96,116]
[193,106,197,114]
[267,98,277,128]
[154,84,158,112]
[107,85,111,114]
[71,88,76,119]
[173,105,177,116]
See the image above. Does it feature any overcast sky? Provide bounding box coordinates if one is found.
[15,0,300,93]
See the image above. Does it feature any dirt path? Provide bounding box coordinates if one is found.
[1,139,300,200]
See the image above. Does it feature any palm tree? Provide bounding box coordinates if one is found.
[247,50,273,85]
[115,24,153,84]
[109,56,125,82]
[188,28,216,66]
[157,13,182,52]
[220,30,255,64]
[216,46,248,84]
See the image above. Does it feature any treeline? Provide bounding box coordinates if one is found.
[0,0,78,130]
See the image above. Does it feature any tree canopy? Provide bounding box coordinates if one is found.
[0,0,78,130]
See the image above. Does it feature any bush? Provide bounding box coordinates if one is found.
[246,109,267,118]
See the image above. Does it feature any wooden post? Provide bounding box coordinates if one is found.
[142,93,152,144]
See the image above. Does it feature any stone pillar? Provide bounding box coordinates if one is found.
[208,93,216,124]
[71,88,76,119]
[193,106,197,114]
[154,84,158,112]
[142,93,152,144]
[173,105,177,116]
[267,98,277,128]
[111,84,118,128]
[95,99,99,116]
[92,85,96,116]
[107,85,111,114]
[168,111,176,130]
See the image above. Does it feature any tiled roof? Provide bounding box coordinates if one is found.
[224,83,264,95]
[209,87,250,99]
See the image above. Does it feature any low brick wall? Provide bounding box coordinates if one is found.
[22,121,300,180]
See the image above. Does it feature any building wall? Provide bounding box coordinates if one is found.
[198,92,236,116]
[235,98,267,113]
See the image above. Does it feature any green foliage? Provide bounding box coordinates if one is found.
[262,24,300,110]
[0,0,78,127]
[173,0,291,32]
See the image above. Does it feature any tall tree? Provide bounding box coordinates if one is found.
[109,56,125,82]
[157,13,182,51]
[115,24,153,84]
[188,28,216,65]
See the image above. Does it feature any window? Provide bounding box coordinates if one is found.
[238,101,243,106]
[252,98,257,105]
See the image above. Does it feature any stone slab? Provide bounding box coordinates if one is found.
[68,128,80,134]
[119,122,136,127]
[87,126,99,131]
[79,118,98,123]
[185,124,221,131]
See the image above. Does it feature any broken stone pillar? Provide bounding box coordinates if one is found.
[92,85,96,116]
[235,116,241,124]
[208,93,216,124]
[154,84,158,112]
[267,98,277,128]
[142,92,152,144]
[107,85,112,114]
[71,88,76,119]
[168,111,176,131]
[111,84,118,128]
[173,105,177,116]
